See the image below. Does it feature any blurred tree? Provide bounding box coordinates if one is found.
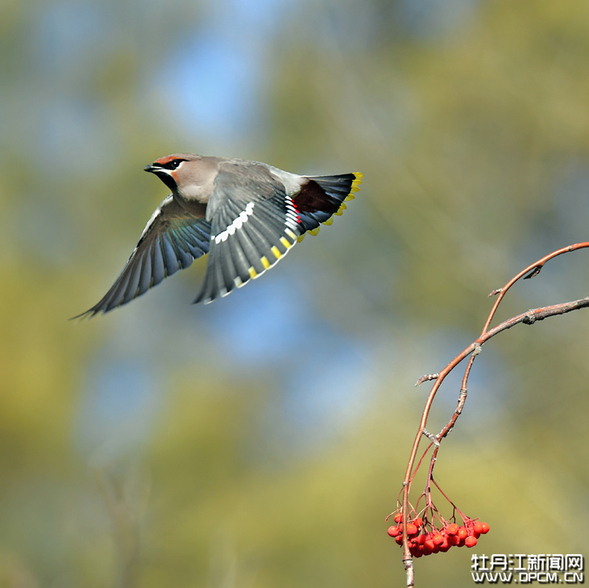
[0,0,587,586]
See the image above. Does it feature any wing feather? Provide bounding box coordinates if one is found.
[194,163,303,304]
[74,195,211,319]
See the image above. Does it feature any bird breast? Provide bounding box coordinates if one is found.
[175,179,214,203]
[174,157,220,203]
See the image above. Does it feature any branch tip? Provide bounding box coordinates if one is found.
[415,373,439,386]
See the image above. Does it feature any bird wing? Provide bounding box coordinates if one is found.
[293,172,363,236]
[194,163,303,304]
[74,195,211,318]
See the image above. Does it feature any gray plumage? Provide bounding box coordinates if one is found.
[75,153,362,318]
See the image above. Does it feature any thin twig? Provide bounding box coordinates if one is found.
[399,242,589,587]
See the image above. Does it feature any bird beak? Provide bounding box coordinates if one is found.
[144,163,159,173]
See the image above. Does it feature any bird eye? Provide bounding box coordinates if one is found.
[159,158,185,170]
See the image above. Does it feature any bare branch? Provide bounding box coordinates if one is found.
[396,242,589,587]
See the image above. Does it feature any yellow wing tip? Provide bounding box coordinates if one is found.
[306,173,362,233]
[279,237,292,250]
[351,173,363,195]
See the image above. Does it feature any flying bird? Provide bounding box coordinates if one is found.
[76,154,362,318]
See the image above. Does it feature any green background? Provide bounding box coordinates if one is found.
[1,1,587,585]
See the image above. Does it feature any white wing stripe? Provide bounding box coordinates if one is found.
[285,196,300,231]
[213,201,255,244]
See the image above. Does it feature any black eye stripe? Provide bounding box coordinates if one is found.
[161,158,186,170]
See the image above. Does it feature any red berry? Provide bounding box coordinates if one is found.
[480,522,490,534]
[395,534,403,545]
[457,526,468,539]
[473,522,484,534]
[432,533,444,546]
[407,524,418,536]
[448,535,461,546]
[387,526,400,537]
[446,523,459,535]
[465,536,477,548]
[413,517,423,528]
[393,513,403,524]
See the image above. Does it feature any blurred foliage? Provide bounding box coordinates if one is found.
[0,0,588,586]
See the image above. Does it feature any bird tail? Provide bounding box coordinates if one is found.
[293,172,363,238]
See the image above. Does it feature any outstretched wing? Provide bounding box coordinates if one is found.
[194,166,363,304]
[74,195,211,319]
[293,172,363,236]
[194,163,303,304]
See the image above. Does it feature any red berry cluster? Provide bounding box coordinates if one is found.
[387,513,489,557]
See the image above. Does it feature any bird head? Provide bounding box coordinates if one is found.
[145,154,218,201]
